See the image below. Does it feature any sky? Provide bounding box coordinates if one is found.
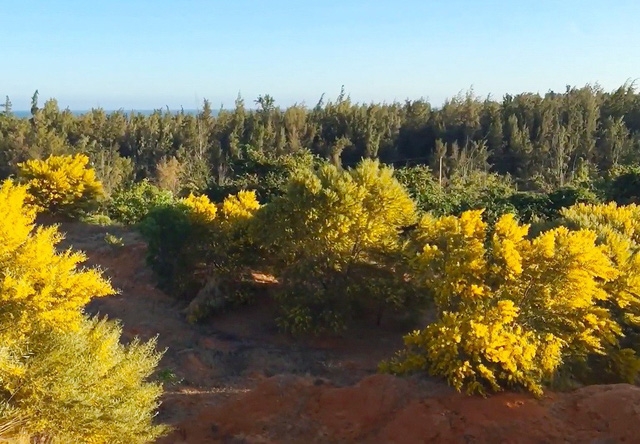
[2,0,640,110]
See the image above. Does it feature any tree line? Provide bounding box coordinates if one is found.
[1,83,640,198]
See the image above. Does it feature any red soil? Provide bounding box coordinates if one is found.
[166,375,640,443]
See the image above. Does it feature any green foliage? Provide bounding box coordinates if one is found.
[446,172,518,223]
[3,84,640,203]
[80,213,114,226]
[140,190,262,304]
[108,180,174,225]
[104,232,125,248]
[256,159,420,334]
[547,185,601,215]
[393,165,450,214]
[139,202,195,295]
[206,146,319,203]
[156,368,183,387]
[601,164,640,204]
[81,143,135,198]
[507,192,554,223]
[395,166,519,223]
[382,210,627,396]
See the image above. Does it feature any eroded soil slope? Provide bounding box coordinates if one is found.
[59,222,640,444]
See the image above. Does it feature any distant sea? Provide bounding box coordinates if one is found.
[12,109,207,118]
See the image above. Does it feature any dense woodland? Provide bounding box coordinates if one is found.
[2,83,640,204]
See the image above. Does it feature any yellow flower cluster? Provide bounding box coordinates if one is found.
[0,180,166,442]
[181,193,218,223]
[0,181,113,341]
[562,202,640,377]
[384,209,628,395]
[221,190,261,221]
[18,154,103,216]
[180,190,260,226]
[263,159,416,263]
[562,202,640,326]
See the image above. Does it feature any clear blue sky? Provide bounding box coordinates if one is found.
[3,0,640,110]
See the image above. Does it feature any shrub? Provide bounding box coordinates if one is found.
[80,213,114,226]
[446,172,518,224]
[17,153,103,217]
[108,180,174,224]
[0,179,166,442]
[214,190,263,275]
[1,318,167,444]
[508,192,554,223]
[547,185,600,215]
[0,180,113,338]
[140,190,261,302]
[255,159,419,334]
[182,192,218,223]
[395,167,520,223]
[601,164,640,205]
[394,165,450,214]
[561,202,640,381]
[382,210,624,395]
[139,203,195,294]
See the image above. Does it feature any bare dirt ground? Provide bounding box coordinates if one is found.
[58,222,640,444]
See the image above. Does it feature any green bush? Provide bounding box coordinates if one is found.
[206,147,319,203]
[395,167,519,223]
[139,191,262,310]
[547,185,600,214]
[448,173,518,224]
[256,159,421,334]
[139,203,195,295]
[108,180,174,225]
[601,164,640,205]
[394,165,450,214]
[508,192,554,223]
[80,213,114,226]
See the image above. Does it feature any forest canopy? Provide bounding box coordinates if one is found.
[1,83,640,202]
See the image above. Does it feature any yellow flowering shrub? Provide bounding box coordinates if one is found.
[181,193,218,223]
[141,190,262,313]
[0,180,166,442]
[217,190,262,264]
[562,202,640,380]
[221,189,261,222]
[382,210,623,395]
[0,181,113,341]
[18,153,104,217]
[182,190,263,321]
[1,319,167,444]
[562,202,640,324]
[255,159,419,334]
